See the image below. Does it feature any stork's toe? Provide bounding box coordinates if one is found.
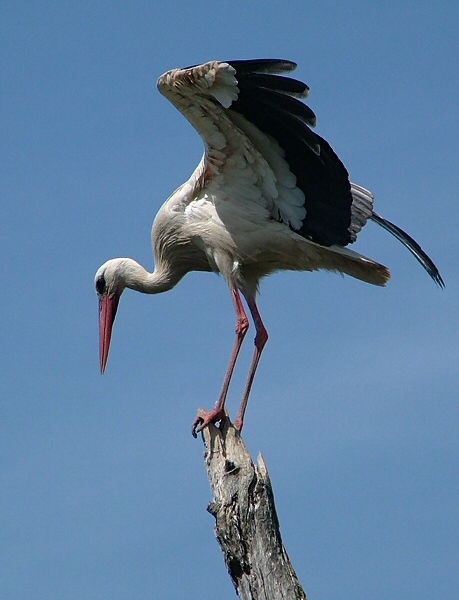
[191,407,226,438]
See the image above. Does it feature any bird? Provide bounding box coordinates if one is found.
[95,59,443,438]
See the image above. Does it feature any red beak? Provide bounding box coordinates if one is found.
[99,294,120,373]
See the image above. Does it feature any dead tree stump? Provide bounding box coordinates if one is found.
[199,415,307,599]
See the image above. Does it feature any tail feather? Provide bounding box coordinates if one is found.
[322,244,391,287]
[295,237,391,286]
[370,212,444,287]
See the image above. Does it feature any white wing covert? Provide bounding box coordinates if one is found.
[157,61,308,231]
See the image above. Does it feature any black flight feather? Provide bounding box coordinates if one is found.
[227,59,297,74]
[224,59,443,282]
[370,213,444,287]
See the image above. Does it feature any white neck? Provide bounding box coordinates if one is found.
[126,259,185,294]
[103,258,184,295]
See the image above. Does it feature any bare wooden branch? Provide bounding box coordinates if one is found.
[200,415,307,600]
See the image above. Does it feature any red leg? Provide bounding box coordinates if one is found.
[234,295,268,432]
[192,287,249,437]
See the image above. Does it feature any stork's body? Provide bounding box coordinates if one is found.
[95,59,443,436]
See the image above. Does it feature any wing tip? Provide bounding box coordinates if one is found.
[432,270,445,289]
[227,58,297,74]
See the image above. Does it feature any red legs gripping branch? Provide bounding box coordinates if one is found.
[191,287,249,437]
[191,288,268,438]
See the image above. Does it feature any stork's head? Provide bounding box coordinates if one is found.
[94,259,129,374]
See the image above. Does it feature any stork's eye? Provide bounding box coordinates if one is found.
[96,276,106,295]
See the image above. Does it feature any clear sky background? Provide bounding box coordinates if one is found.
[1,2,458,599]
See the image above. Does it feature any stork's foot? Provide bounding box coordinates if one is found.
[191,407,226,438]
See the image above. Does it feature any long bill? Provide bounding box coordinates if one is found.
[99,294,120,374]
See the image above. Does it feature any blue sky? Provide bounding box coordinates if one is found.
[1,2,458,599]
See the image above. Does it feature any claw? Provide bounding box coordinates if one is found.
[191,407,225,438]
[191,415,204,439]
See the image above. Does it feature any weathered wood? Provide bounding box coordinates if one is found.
[200,414,307,600]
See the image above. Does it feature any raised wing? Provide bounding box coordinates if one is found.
[157,59,364,247]
[157,60,444,287]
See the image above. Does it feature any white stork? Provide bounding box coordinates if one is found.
[95,59,443,437]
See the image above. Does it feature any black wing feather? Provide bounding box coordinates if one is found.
[370,213,444,287]
[238,72,309,98]
[222,59,443,283]
[228,59,354,246]
[251,88,316,126]
[227,59,297,74]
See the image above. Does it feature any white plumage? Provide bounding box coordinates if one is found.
[95,59,443,436]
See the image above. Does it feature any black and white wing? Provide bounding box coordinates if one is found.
[157,59,443,286]
[157,59,362,244]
